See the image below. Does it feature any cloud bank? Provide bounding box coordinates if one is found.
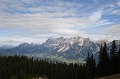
[0,0,120,44]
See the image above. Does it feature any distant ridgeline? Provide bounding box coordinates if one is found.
[0,40,120,79]
[0,36,120,63]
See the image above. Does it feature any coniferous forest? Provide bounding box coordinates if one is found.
[0,40,120,79]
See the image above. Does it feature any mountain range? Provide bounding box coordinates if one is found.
[0,36,120,63]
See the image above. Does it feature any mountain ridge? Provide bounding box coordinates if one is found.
[0,36,120,63]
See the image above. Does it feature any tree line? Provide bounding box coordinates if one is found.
[86,40,120,78]
[0,55,87,79]
[0,40,120,79]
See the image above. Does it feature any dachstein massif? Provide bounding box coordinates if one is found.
[0,36,120,63]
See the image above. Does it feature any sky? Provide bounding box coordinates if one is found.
[0,0,120,45]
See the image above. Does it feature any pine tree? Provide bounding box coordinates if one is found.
[117,45,120,73]
[110,40,117,60]
[86,52,91,79]
[110,40,117,74]
[97,43,110,76]
[86,52,96,79]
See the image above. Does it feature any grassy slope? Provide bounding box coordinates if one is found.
[95,74,120,79]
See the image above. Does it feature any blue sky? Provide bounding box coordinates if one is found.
[0,0,120,44]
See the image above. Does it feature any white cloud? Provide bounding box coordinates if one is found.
[0,0,119,44]
[0,10,104,35]
[0,8,113,43]
[116,1,120,6]
[89,10,102,22]
[0,13,80,34]
[0,36,47,45]
[104,24,120,40]
[111,9,120,15]
[106,24,120,34]
[94,20,113,26]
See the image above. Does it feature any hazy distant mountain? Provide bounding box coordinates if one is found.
[0,36,120,63]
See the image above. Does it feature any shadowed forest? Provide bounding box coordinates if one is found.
[0,40,120,79]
